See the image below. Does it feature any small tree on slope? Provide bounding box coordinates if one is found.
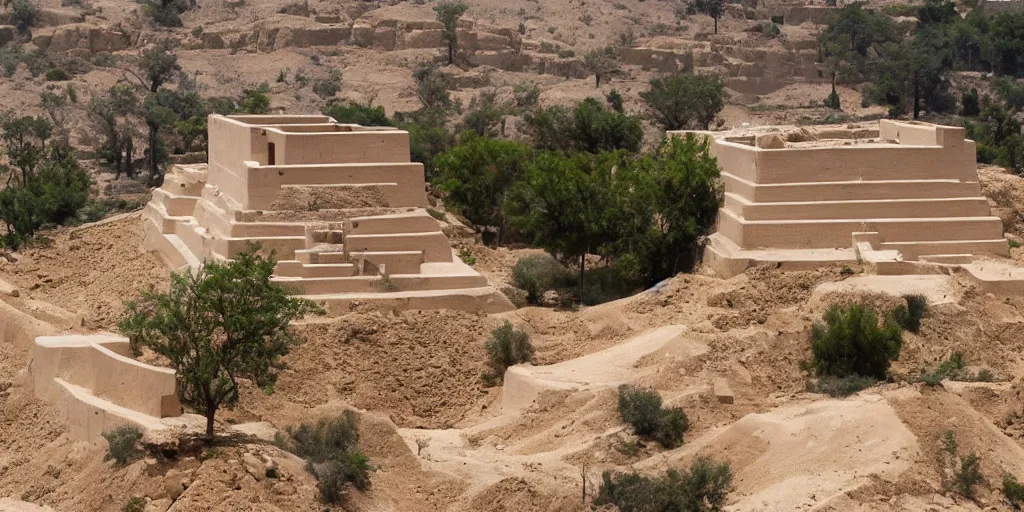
[119,248,322,441]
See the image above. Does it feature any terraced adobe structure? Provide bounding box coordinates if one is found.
[684,120,1011,277]
[143,114,513,314]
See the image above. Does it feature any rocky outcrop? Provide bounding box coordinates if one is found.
[35,8,86,28]
[32,23,133,54]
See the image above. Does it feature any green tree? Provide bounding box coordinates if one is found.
[434,1,468,65]
[507,151,618,301]
[641,73,725,130]
[413,63,454,111]
[9,0,37,35]
[525,98,643,153]
[989,12,1024,77]
[583,47,621,88]
[323,101,393,127]
[137,0,195,27]
[434,135,530,236]
[692,0,725,34]
[126,44,181,185]
[118,249,323,441]
[0,152,90,249]
[869,25,955,119]
[613,135,723,281]
[460,90,507,137]
[88,85,140,179]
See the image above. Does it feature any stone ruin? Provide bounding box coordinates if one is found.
[142,114,513,314]
[678,120,1011,279]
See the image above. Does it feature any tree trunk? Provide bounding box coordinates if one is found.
[595,74,601,88]
[448,43,454,65]
[913,76,921,120]
[714,16,718,34]
[125,138,135,179]
[831,71,837,95]
[204,403,217,443]
[148,122,159,186]
[578,252,585,307]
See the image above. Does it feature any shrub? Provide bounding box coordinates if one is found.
[278,411,373,504]
[824,90,841,110]
[511,254,575,304]
[891,294,928,333]
[122,497,146,512]
[617,385,663,437]
[594,456,732,511]
[810,304,903,380]
[138,0,192,27]
[458,248,476,266]
[942,431,985,499]
[102,425,143,466]
[809,374,877,397]
[617,385,690,449]
[45,68,70,81]
[513,83,540,109]
[433,135,530,232]
[1004,473,1024,506]
[654,407,690,449]
[641,73,726,130]
[483,321,533,384]
[313,69,343,99]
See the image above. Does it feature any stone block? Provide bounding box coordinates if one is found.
[351,22,373,47]
[714,378,734,404]
[373,26,397,51]
[405,29,443,49]
[315,14,342,24]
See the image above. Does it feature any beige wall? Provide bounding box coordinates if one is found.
[33,334,181,419]
[264,129,411,166]
[245,162,427,210]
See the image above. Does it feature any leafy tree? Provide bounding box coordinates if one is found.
[606,89,625,113]
[810,304,903,380]
[989,12,1024,77]
[9,0,37,35]
[88,85,140,179]
[460,90,507,137]
[507,151,618,300]
[434,135,530,235]
[960,88,980,117]
[239,82,271,114]
[413,63,454,110]
[137,0,195,27]
[612,135,723,281]
[641,73,725,130]
[126,44,180,185]
[525,98,643,153]
[323,101,393,127]
[434,1,468,65]
[583,47,621,88]
[691,0,725,34]
[119,248,323,441]
[0,151,90,249]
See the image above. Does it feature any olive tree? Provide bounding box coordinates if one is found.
[119,248,323,441]
[434,1,468,65]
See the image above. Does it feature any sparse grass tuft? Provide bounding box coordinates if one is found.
[121,497,146,512]
[595,456,732,511]
[808,374,877,397]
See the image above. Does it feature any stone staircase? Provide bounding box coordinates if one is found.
[143,115,513,314]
